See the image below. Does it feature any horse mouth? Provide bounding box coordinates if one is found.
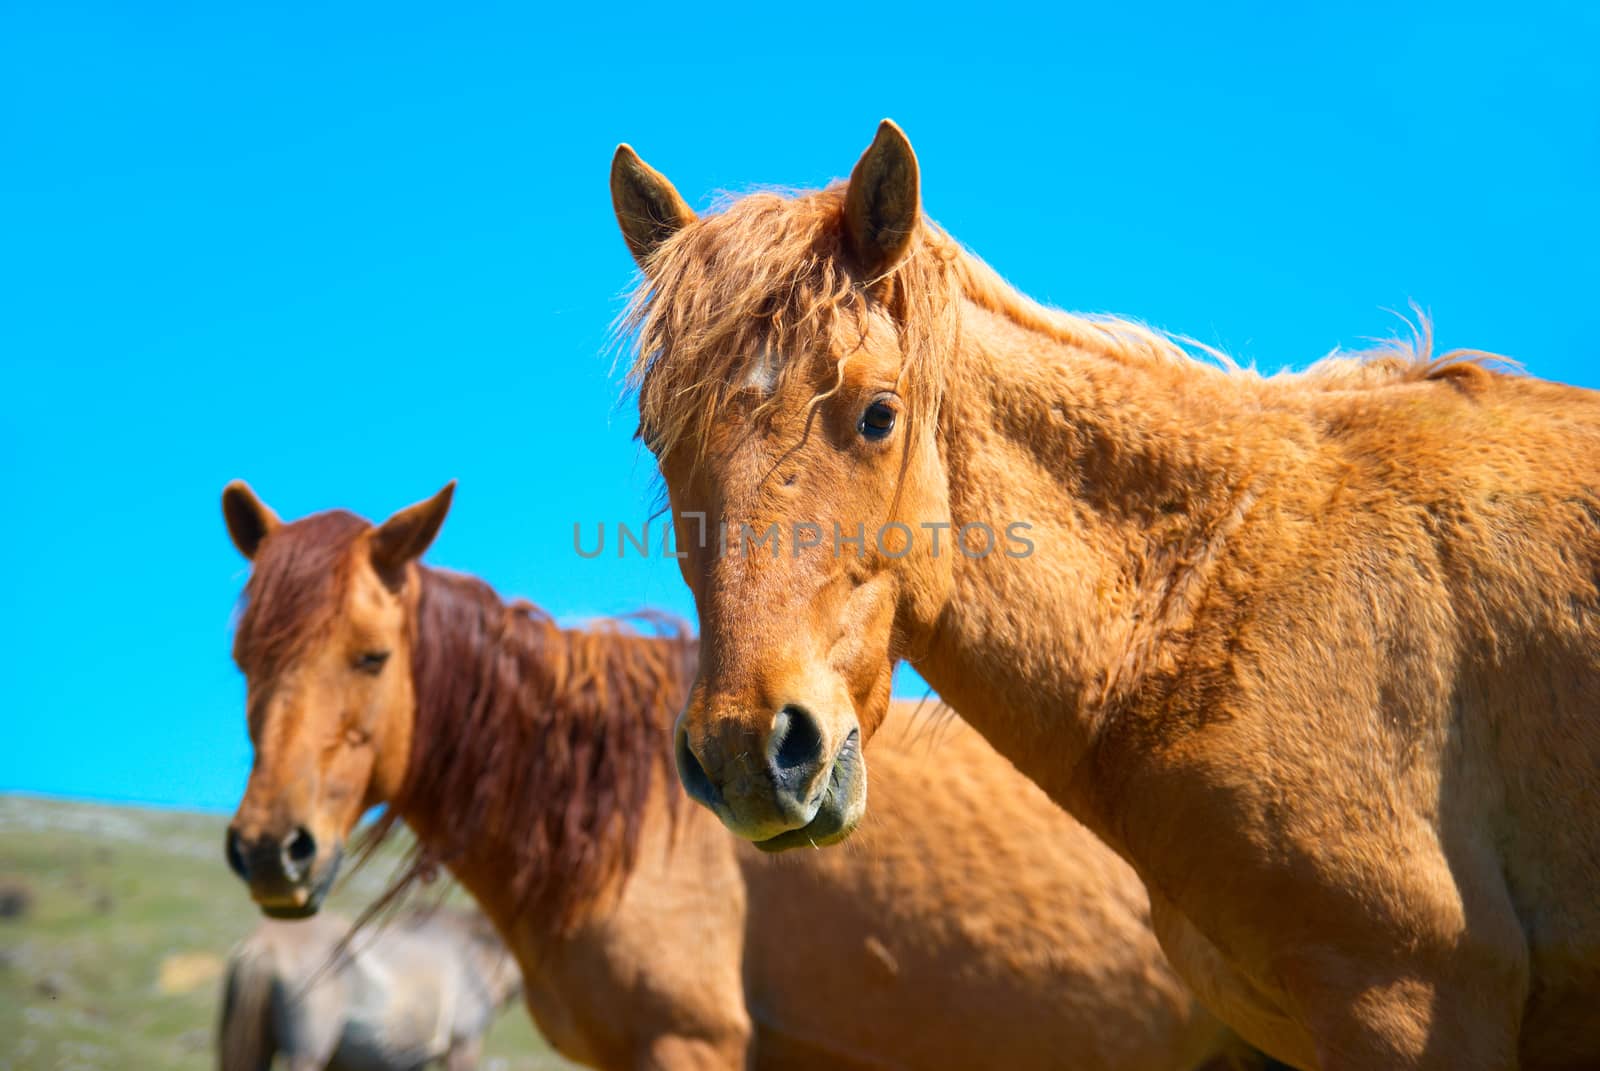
[257,847,342,919]
[261,902,321,920]
[752,801,858,852]
[753,737,865,853]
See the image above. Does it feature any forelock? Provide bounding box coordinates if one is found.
[618,184,956,472]
[233,511,370,677]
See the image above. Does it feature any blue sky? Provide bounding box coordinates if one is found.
[3,3,1596,812]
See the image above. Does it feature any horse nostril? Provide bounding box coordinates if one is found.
[225,828,249,881]
[770,704,824,772]
[675,726,723,810]
[282,826,317,876]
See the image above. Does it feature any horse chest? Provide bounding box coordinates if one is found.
[1145,891,1316,1068]
[520,976,608,1067]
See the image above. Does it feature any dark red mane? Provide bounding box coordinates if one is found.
[232,510,368,679]
[363,566,696,933]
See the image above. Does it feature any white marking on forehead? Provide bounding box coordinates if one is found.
[742,342,782,395]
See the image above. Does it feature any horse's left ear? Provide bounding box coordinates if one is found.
[371,481,455,586]
[611,144,697,268]
[844,119,921,279]
[222,480,280,561]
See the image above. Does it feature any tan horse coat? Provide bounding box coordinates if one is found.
[612,122,1600,1069]
[220,485,1268,1071]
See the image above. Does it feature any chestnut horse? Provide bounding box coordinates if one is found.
[610,122,1600,1069]
[220,482,1271,1071]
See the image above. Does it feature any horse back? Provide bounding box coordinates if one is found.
[1145,372,1600,1060]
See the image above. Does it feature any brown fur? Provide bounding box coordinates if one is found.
[234,510,367,682]
[614,123,1600,1069]
[235,515,692,933]
[222,484,1275,1071]
[370,571,693,932]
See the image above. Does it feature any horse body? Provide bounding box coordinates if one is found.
[739,713,1229,1071]
[218,909,519,1071]
[610,122,1600,1069]
[508,708,1237,1071]
[219,486,1266,1071]
[485,780,751,1070]
[920,304,1600,1068]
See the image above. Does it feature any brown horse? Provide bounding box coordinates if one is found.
[220,482,1270,1071]
[610,122,1600,1069]
[218,908,521,1071]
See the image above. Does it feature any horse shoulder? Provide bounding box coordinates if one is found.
[740,710,1232,1070]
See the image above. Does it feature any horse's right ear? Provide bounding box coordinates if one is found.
[222,481,280,561]
[611,144,696,268]
[844,119,921,279]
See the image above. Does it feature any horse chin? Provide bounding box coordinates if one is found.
[261,901,322,920]
[753,802,859,853]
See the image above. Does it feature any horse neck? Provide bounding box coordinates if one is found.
[919,297,1288,827]
[384,568,688,947]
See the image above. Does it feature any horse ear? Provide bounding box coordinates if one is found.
[611,144,697,267]
[371,481,455,586]
[222,481,280,561]
[844,119,921,278]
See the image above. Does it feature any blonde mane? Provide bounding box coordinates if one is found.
[622,183,1509,464]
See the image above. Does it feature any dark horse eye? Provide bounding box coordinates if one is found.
[858,400,897,441]
[355,651,391,675]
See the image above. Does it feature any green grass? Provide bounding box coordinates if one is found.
[0,794,573,1070]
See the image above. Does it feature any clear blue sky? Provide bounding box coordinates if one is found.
[4,3,1596,812]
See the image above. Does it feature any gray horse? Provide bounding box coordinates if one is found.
[217,907,522,1071]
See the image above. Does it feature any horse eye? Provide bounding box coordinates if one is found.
[858,400,897,441]
[355,651,391,675]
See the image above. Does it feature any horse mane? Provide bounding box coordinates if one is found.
[360,566,696,935]
[232,510,369,679]
[621,184,1509,467]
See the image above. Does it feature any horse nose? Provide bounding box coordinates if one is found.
[225,826,250,881]
[675,722,724,811]
[225,824,317,885]
[767,704,827,823]
[281,826,317,882]
[673,705,835,838]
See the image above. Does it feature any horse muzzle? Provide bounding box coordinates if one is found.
[225,824,343,918]
[676,703,868,850]
[751,726,865,851]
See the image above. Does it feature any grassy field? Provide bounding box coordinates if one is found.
[0,793,575,1071]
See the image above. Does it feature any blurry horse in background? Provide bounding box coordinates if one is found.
[217,907,519,1071]
[218,480,1281,1070]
